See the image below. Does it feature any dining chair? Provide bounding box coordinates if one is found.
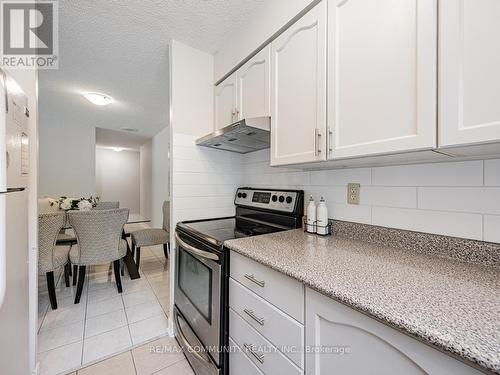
[68,208,129,304]
[130,201,170,269]
[94,201,120,210]
[38,212,72,310]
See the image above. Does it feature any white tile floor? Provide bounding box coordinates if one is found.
[38,230,175,375]
[68,336,194,375]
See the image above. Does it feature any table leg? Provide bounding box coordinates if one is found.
[122,230,140,279]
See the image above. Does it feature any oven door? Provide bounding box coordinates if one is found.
[174,230,222,365]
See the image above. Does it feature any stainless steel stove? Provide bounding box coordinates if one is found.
[174,188,304,375]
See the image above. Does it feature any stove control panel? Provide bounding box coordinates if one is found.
[234,188,302,213]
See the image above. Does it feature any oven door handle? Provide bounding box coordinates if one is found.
[174,309,214,367]
[175,232,219,261]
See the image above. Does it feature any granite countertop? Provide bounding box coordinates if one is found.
[224,229,500,374]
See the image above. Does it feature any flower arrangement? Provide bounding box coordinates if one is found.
[50,196,100,211]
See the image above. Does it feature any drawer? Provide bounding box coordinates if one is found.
[229,338,264,375]
[230,308,303,375]
[229,277,304,368]
[230,251,304,323]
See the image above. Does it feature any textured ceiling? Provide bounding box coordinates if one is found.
[39,0,266,137]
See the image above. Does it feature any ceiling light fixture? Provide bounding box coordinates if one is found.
[120,127,139,133]
[111,147,123,152]
[83,92,113,106]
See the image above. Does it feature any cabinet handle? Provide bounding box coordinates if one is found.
[243,308,265,326]
[243,343,265,364]
[314,128,322,156]
[243,273,265,288]
[328,127,333,154]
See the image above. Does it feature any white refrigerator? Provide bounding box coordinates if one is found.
[0,68,31,374]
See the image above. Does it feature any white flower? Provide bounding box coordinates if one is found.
[60,198,73,210]
[77,200,93,211]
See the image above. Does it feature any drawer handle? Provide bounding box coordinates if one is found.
[243,308,265,326]
[244,274,265,288]
[243,343,265,364]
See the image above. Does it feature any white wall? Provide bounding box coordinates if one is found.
[169,40,243,332]
[151,127,170,227]
[170,41,241,224]
[5,68,38,375]
[242,149,500,242]
[214,0,317,81]
[140,140,153,220]
[95,148,140,214]
[38,120,96,198]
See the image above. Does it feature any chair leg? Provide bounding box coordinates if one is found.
[113,260,123,293]
[72,265,78,286]
[74,266,86,304]
[64,263,70,287]
[135,247,141,269]
[163,243,169,259]
[46,272,57,310]
[68,263,72,277]
[131,242,136,258]
[120,259,125,276]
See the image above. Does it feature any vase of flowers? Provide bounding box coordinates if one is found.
[53,196,100,211]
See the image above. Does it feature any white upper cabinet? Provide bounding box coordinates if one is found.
[328,0,437,159]
[270,1,327,166]
[439,0,500,147]
[214,72,237,130]
[237,45,271,120]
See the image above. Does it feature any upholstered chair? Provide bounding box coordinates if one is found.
[68,208,129,304]
[94,201,120,210]
[38,212,71,310]
[130,201,170,269]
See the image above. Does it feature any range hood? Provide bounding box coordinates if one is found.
[196,117,270,154]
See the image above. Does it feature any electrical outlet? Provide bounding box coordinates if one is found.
[347,183,360,205]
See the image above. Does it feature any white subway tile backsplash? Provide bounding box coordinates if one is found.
[305,186,346,204]
[329,203,372,224]
[173,184,239,198]
[173,135,499,242]
[362,187,417,208]
[173,172,242,186]
[172,133,242,224]
[372,207,483,240]
[484,159,500,186]
[484,215,500,243]
[372,161,483,186]
[418,187,500,215]
[175,196,237,210]
[310,168,371,186]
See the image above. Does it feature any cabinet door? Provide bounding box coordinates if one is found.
[237,46,271,120]
[214,72,237,130]
[439,0,500,147]
[328,0,437,159]
[305,288,482,375]
[270,1,327,166]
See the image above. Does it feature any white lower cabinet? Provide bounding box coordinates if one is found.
[229,338,264,375]
[229,278,304,368]
[230,308,302,375]
[305,288,483,375]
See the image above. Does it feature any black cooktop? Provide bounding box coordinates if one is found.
[178,216,286,247]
